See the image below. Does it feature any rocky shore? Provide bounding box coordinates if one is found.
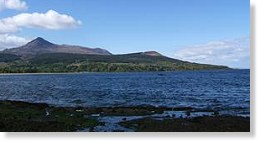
[0,100,250,132]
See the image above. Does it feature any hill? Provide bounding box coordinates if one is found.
[0,37,230,73]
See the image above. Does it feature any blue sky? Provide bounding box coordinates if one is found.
[0,0,250,68]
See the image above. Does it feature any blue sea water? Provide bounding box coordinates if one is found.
[0,69,250,116]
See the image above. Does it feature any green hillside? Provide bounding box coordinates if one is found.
[0,53,21,62]
[0,52,229,73]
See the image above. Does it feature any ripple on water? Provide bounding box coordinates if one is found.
[0,70,250,116]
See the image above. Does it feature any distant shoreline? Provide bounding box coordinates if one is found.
[0,72,84,75]
[0,68,246,76]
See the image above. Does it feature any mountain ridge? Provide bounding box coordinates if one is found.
[0,37,230,73]
[2,37,112,56]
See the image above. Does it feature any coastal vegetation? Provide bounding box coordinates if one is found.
[0,52,229,73]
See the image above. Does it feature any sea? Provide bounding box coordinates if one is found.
[0,69,250,117]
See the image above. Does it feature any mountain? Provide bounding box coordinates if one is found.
[3,37,111,56]
[0,37,230,73]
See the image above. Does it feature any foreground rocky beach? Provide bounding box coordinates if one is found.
[0,100,250,132]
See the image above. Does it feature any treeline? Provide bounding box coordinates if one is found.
[0,62,229,73]
[0,52,229,73]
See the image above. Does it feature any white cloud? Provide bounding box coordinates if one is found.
[0,34,29,50]
[0,9,82,50]
[0,0,27,11]
[172,37,250,68]
[0,10,82,34]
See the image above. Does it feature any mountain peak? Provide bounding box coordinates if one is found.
[3,37,112,56]
[26,37,55,48]
[35,37,45,41]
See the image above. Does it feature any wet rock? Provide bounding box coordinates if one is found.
[120,116,250,132]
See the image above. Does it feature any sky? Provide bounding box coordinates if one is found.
[0,0,250,68]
